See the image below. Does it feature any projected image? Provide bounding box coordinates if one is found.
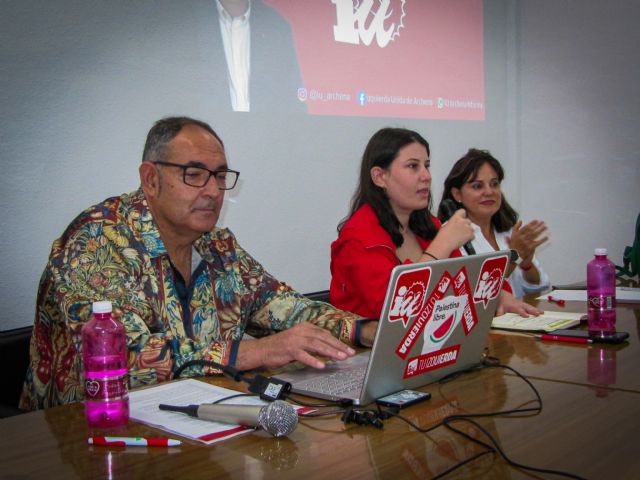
[264,0,484,120]
[213,0,304,113]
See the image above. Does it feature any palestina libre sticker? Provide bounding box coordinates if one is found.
[420,295,467,355]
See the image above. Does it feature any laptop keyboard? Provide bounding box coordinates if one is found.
[296,365,366,396]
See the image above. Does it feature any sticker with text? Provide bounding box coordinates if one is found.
[395,271,451,359]
[451,267,479,334]
[420,295,467,355]
[404,345,461,378]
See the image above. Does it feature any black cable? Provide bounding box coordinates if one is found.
[298,408,349,418]
[298,404,388,433]
[211,393,256,404]
[296,421,354,435]
[431,449,496,480]
[174,359,292,401]
[383,361,585,479]
[442,416,586,480]
[286,394,353,409]
[381,407,444,434]
[174,359,242,380]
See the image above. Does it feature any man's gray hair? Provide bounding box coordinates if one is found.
[141,116,224,164]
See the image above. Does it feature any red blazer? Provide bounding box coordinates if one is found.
[329,204,460,318]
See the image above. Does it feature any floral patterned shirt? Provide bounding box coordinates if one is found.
[20,188,361,410]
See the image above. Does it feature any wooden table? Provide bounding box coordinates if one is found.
[488,299,640,393]
[2,298,639,479]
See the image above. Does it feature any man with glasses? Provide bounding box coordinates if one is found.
[21,116,375,410]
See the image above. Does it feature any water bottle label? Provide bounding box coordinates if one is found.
[85,375,128,401]
[587,295,615,310]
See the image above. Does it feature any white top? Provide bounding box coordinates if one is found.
[462,222,551,299]
[216,0,251,112]
[92,300,112,314]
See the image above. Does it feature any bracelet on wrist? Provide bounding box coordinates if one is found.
[423,251,439,261]
[519,262,533,271]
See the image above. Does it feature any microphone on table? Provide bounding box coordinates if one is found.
[440,198,476,256]
[159,400,298,438]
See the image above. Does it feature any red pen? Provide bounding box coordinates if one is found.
[88,436,181,447]
[536,334,592,344]
[547,295,566,306]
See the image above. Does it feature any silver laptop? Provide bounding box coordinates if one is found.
[274,250,510,405]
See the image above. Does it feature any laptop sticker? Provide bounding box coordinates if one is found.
[399,267,480,378]
[387,266,431,327]
[395,271,451,359]
[404,345,461,379]
[451,267,479,334]
[420,294,467,355]
[473,255,508,308]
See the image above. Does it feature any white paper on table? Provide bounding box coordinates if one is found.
[617,287,640,303]
[129,379,271,444]
[539,287,640,303]
[539,290,588,301]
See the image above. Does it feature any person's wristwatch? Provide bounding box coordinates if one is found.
[509,249,521,266]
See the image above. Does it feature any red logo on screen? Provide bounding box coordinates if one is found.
[387,266,431,327]
[473,256,508,308]
[332,0,406,47]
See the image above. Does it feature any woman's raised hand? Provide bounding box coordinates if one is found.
[508,219,549,262]
[428,209,475,258]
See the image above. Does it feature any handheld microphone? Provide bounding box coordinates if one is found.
[159,400,298,437]
[440,198,476,255]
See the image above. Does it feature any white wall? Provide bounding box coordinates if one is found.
[1,1,638,330]
[515,0,640,287]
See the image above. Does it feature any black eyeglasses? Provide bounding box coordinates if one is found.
[153,161,240,190]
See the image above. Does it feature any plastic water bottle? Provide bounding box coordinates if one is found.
[587,248,616,337]
[82,301,129,428]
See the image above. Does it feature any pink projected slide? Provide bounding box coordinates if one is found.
[266,0,484,120]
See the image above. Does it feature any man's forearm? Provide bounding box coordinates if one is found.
[233,339,264,371]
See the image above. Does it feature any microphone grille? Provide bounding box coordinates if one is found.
[440,198,458,219]
[258,400,298,437]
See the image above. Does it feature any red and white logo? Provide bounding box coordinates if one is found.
[387,266,431,327]
[421,295,467,355]
[404,345,460,378]
[452,267,479,334]
[395,271,451,359]
[332,0,407,47]
[473,256,508,308]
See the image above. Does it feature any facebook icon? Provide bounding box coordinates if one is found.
[357,91,367,106]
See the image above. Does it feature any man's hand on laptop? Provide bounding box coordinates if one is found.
[496,291,544,317]
[235,323,356,370]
